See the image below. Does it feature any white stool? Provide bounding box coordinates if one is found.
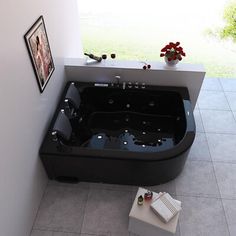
[128,187,180,236]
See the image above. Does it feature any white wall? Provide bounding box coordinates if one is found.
[0,1,82,236]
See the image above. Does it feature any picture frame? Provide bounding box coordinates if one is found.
[24,16,55,93]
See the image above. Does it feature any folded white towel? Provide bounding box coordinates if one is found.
[151,192,182,223]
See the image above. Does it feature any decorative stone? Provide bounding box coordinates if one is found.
[138,195,144,205]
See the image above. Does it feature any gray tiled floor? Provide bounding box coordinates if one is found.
[188,132,211,161]
[193,109,205,132]
[222,199,236,236]
[225,92,236,111]
[198,91,230,110]
[220,79,236,92]
[33,185,89,233]
[81,189,134,235]
[233,111,236,120]
[200,109,236,133]
[32,78,236,236]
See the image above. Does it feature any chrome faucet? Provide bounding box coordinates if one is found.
[111,75,126,89]
[64,99,70,114]
[115,75,121,84]
[122,81,126,90]
[51,131,58,142]
[112,75,124,89]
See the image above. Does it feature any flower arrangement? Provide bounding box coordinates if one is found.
[160,42,186,61]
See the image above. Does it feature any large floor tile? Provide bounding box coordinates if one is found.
[129,233,139,236]
[31,230,83,236]
[201,78,222,91]
[178,196,229,236]
[198,91,230,110]
[222,199,236,236]
[193,109,204,132]
[52,232,80,236]
[48,180,90,189]
[206,133,236,163]
[220,78,236,92]
[225,92,236,111]
[81,189,134,235]
[33,185,89,233]
[89,182,136,193]
[111,233,129,236]
[113,232,134,236]
[31,230,53,236]
[214,163,236,199]
[188,132,211,161]
[128,226,180,236]
[200,110,236,133]
[175,161,219,197]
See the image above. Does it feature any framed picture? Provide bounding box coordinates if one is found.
[24,16,55,93]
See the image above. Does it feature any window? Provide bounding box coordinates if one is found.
[78,0,236,78]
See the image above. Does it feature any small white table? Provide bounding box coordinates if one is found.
[128,187,180,236]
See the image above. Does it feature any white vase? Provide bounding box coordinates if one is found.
[164,56,179,66]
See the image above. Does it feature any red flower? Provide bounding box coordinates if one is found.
[160,42,186,61]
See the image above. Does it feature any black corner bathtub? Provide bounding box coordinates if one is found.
[40,82,195,185]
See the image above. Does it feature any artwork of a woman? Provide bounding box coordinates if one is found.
[25,16,54,92]
[35,35,50,87]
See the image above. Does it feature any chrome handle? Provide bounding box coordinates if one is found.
[51,131,58,141]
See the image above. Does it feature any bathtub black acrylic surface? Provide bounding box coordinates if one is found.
[40,82,196,185]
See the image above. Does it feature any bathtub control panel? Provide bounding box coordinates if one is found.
[94,83,109,87]
[126,82,146,89]
[94,82,146,89]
